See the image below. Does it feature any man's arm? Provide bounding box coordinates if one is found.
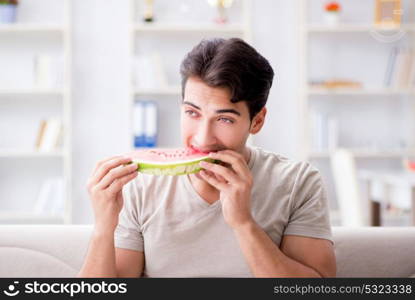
[233,221,336,277]
[77,230,144,278]
[77,231,117,277]
[199,151,336,277]
[77,155,143,278]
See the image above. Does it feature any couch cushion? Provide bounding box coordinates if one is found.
[0,225,92,277]
[333,227,415,277]
[0,225,414,277]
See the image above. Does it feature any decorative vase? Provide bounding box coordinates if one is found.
[0,4,17,24]
[324,11,340,26]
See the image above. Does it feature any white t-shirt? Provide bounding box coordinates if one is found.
[114,146,333,277]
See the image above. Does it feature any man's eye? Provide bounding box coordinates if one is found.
[185,110,198,117]
[219,117,234,124]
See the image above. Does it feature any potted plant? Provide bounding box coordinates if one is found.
[0,0,18,24]
[324,1,341,26]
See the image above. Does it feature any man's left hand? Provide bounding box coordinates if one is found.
[199,150,254,229]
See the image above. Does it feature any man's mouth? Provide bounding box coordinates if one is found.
[189,145,222,154]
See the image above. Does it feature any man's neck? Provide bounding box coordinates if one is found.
[242,146,251,165]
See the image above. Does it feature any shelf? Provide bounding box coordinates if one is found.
[0,23,66,33]
[0,211,64,223]
[0,150,64,158]
[133,23,245,33]
[0,0,72,225]
[306,23,415,33]
[134,86,181,96]
[307,87,415,96]
[0,88,65,96]
[309,149,415,159]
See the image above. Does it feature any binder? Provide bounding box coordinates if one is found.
[33,177,64,215]
[133,100,158,148]
[133,101,146,148]
[144,101,157,147]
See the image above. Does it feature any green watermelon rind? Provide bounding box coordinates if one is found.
[127,157,218,176]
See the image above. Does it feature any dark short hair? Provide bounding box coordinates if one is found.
[180,38,274,120]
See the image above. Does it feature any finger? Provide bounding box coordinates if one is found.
[214,172,227,183]
[107,170,139,195]
[199,169,228,190]
[97,163,138,190]
[209,151,250,178]
[199,160,239,184]
[204,169,227,183]
[93,156,135,185]
[92,155,124,176]
[202,169,222,184]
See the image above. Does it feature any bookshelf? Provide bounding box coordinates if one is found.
[299,1,415,160]
[307,23,415,32]
[0,150,64,158]
[0,23,65,32]
[309,149,415,159]
[299,0,415,222]
[0,88,65,96]
[307,87,415,96]
[128,0,252,149]
[134,85,181,96]
[133,23,247,33]
[0,0,72,224]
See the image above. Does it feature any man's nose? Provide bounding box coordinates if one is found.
[194,120,216,147]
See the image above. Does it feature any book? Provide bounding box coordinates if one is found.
[133,53,168,89]
[33,55,64,89]
[311,111,327,151]
[328,117,339,151]
[310,111,339,151]
[408,49,415,87]
[388,46,415,88]
[384,46,398,87]
[310,80,362,90]
[33,177,64,215]
[396,48,413,88]
[35,120,47,149]
[34,55,54,88]
[35,118,63,152]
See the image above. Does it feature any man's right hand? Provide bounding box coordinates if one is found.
[87,155,138,234]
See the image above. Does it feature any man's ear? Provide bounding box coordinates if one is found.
[250,107,266,134]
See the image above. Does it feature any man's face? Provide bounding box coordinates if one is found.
[180,76,253,154]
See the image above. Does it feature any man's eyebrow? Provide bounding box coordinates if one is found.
[183,101,241,116]
[215,109,241,116]
[183,101,200,110]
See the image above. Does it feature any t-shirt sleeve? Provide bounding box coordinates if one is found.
[114,178,144,252]
[283,162,334,244]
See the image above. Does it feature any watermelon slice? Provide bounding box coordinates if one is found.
[125,148,218,176]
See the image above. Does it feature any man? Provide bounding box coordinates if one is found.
[78,38,336,278]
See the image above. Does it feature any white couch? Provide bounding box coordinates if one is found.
[0,225,414,277]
